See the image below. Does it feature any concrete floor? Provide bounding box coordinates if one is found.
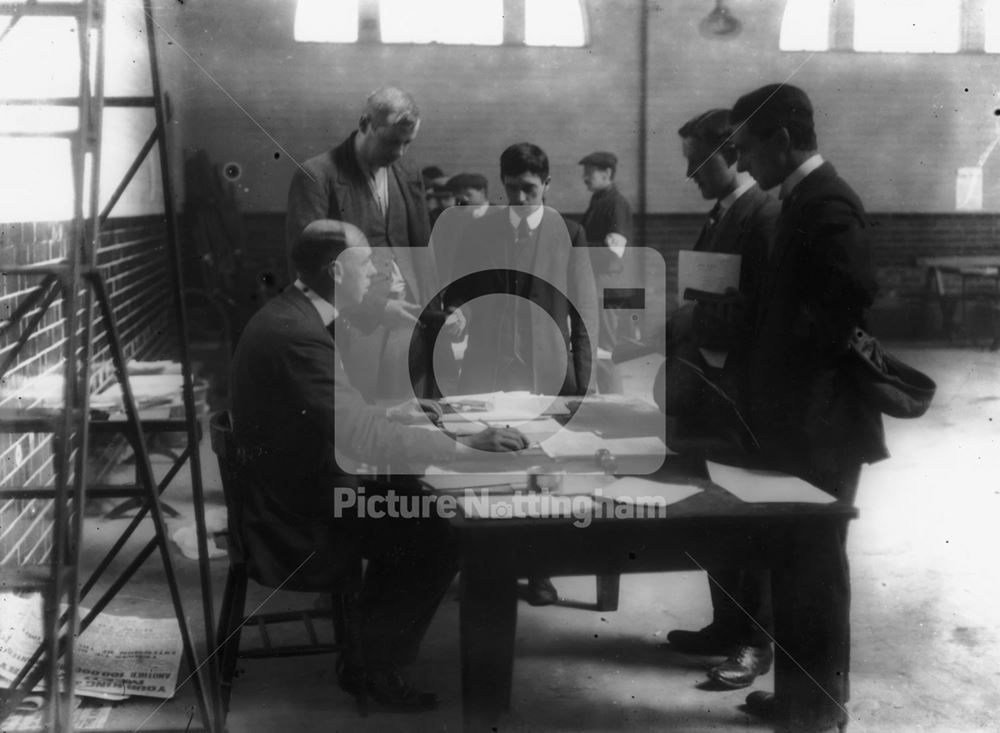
[77,344,1000,732]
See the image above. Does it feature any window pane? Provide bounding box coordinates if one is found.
[294,0,359,43]
[986,0,1000,52]
[380,0,502,45]
[525,0,586,47]
[854,0,960,53]
[779,0,831,51]
[0,139,74,223]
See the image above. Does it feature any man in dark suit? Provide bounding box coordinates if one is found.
[578,151,635,393]
[718,85,888,733]
[445,143,598,606]
[664,109,780,677]
[285,87,462,402]
[232,219,527,711]
[660,109,779,432]
[448,143,599,399]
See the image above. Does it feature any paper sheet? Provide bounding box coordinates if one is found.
[457,493,597,520]
[596,476,702,506]
[0,593,184,700]
[539,431,670,459]
[677,250,742,306]
[706,461,836,504]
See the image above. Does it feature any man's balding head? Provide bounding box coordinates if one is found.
[360,86,420,132]
[291,219,366,277]
[356,87,421,169]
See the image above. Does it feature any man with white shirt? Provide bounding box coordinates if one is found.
[445,143,599,607]
[232,220,527,711]
[579,151,635,393]
[714,84,885,733]
[663,108,780,674]
[660,110,779,430]
[285,87,461,402]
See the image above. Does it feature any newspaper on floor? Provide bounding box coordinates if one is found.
[1,694,113,731]
[0,592,183,700]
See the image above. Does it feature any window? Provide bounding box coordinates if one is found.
[294,0,586,47]
[854,0,960,54]
[780,0,831,52]
[780,0,993,54]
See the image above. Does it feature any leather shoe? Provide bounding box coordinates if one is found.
[524,577,559,606]
[337,659,439,711]
[743,690,776,719]
[666,624,739,655]
[707,644,772,689]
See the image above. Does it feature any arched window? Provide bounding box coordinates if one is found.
[780,0,993,54]
[294,0,587,47]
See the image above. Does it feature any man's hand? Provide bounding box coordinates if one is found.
[386,398,443,425]
[382,299,422,329]
[459,427,530,452]
[441,307,466,340]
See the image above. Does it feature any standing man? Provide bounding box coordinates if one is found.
[579,151,634,393]
[285,87,459,401]
[660,109,778,433]
[725,84,887,733]
[664,108,780,672]
[232,220,527,710]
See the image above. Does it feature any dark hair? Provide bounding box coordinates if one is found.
[447,172,489,193]
[678,108,737,166]
[730,83,817,151]
[500,143,549,180]
[421,165,445,181]
[290,220,351,277]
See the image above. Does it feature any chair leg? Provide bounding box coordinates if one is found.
[218,565,248,715]
[340,588,368,717]
[330,591,347,644]
[596,574,620,612]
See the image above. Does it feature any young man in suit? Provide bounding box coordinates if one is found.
[664,108,781,678]
[720,85,887,733]
[578,151,635,393]
[446,143,599,605]
[285,87,462,402]
[232,220,527,711]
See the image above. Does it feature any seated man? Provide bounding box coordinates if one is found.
[230,219,528,711]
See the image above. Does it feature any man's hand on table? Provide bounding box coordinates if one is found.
[458,427,530,452]
[386,398,443,425]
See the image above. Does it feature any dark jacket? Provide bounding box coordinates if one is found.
[735,161,888,487]
[285,132,442,399]
[230,288,455,587]
[446,207,599,396]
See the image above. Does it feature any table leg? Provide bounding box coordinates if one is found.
[595,574,620,612]
[459,548,518,729]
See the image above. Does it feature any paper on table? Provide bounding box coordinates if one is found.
[677,250,741,307]
[596,476,701,506]
[421,467,529,492]
[539,430,671,459]
[457,493,597,520]
[706,461,836,504]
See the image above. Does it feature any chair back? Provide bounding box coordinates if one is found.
[209,410,247,566]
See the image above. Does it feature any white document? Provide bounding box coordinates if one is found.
[677,251,742,306]
[0,593,184,700]
[421,467,529,492]
[539,431,670,459]
[597,476,702,506]
[706,461,836,504]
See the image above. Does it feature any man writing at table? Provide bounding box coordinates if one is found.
[671,85,887,733]
[231,219,527,711]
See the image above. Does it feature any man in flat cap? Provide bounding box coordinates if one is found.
[232,220,527,711]
[285,87,461,403]
[579,151,634,393]
[701,84,887,733]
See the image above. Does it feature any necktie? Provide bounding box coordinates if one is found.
[706,201,723,228]
[515,217,531,245]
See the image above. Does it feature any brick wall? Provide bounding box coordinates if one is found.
[1,216,172,567]
[237,209,999,342]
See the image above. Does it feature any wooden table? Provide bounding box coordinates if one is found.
[916,255,1000,348]
[426,399,857,730]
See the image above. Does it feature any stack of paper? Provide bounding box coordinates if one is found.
[596,476,702,507]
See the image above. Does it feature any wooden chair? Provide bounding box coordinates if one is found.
[209,411,367,716]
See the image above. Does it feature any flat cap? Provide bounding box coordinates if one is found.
[578,151,618,170]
